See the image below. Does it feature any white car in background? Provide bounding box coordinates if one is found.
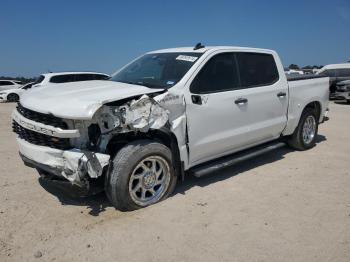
[316,63,350,98]
[335,80,350,103]
[0,82,34,102]
[33,72,110,87]
[285,69,304,76]
[0,80,23,91]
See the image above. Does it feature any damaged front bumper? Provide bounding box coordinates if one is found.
[17,138,110,188]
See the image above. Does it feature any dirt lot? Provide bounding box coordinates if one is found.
[0,102,349,262]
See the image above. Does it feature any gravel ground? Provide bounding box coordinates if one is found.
[0,101,349,262]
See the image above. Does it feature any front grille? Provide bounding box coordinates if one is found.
[13,121,72,150]
[16,103,68,129]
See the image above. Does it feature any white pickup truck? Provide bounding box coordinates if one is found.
[13,45,329,211]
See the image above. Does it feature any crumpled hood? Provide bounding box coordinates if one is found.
[20,80,163,119]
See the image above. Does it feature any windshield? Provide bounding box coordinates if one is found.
[111,52,203,88]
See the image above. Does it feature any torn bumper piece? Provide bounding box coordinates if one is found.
[17,138,110,188]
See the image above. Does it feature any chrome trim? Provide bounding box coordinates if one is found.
[12,109,80,138]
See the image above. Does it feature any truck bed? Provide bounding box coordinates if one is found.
[286,74,326,81]
[282,76,329,136]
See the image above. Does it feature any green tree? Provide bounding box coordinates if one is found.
[288,64,300,70]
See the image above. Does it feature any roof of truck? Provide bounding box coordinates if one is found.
[148,46,275,54]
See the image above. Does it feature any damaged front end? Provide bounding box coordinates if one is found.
[14,93,175,193]
[89,94,170,152]
[93,94,169,146]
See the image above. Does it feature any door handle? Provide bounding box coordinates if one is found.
[277,92,287,98]
[234,98,248,105]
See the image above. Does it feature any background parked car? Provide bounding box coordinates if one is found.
[0,82,34,102]
[335,80,350,103]
[0,80,23,91]
[285,69,304,76]
[316,63,350,98]
[33,72,110,87]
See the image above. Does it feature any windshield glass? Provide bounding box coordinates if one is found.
[111,52,203,88]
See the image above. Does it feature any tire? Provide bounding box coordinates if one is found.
[287,108,319,150]
[347,100,350,104]
[7,93,19,102]
[105,140,177,211]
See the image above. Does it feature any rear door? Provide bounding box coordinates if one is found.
[233,52,289,144]
[184,51,288,167]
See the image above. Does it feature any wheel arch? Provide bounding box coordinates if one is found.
[303,101,322,122]
[7,92,19,102]
[106,129,183,178]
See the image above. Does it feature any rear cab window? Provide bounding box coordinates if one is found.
[236,52,279,88]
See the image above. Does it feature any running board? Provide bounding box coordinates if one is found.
[190,141,286,178]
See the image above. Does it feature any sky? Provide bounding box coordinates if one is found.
[1,0,349,77]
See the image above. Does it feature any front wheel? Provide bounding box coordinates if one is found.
[7,93,19,102]
[287,108,319,150]
[105,140,177,211]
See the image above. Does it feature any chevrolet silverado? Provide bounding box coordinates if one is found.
[12,45,329,211]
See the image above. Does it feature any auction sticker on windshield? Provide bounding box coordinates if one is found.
[176,55,198,62]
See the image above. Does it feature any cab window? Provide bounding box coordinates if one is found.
[236,52,279,88]
[191,53,239,94]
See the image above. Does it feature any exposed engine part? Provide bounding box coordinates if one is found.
[95,95,169,135]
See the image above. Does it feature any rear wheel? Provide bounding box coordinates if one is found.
[287,108,318,150]
[105,140,177,211]
[7,93,19,102]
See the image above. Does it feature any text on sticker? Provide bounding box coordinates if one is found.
[176,55,198,62]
